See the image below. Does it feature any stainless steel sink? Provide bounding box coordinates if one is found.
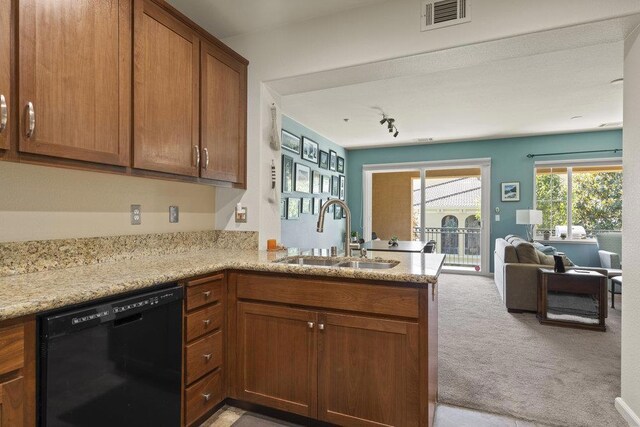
[335,260,399,269]
[278,257,340,267]
[276,256,399,270]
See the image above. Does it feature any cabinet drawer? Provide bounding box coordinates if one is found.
[0,325,24,376]
[186,303,223,343]
[185,331,223,384]
[186,276,224,312]
[236,273,419,318]
[185,368,223,426]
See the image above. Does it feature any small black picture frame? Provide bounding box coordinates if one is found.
[334,205,342,220]
[329,150,337,171]
[319,150,329,169]
[280,198,287,219]
[281,154,293,193]
[331,175,339,197]
[312,170,321,194]
[301,198,311,214]
[287,197,300,219]
[322,175,330,194]
[339,175,345,200]
[301,136,319,164]
[337,156,345,173]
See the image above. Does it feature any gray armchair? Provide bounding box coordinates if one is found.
[596,232,622,273]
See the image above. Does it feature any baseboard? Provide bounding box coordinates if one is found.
[616,397,640,426]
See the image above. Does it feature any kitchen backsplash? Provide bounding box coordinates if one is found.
[0,230,258,276]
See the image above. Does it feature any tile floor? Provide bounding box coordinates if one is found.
[201,404,550,427]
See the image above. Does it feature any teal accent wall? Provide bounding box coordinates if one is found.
[346,130,622,271]
[281,115,348,250]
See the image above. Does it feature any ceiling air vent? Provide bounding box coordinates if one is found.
[421,0,471,32]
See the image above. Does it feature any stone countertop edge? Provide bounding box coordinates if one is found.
[0,248,445,321]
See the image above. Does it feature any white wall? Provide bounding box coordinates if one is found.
[0,162,216,242]
[211,0,640,249]
[618,25,640,426]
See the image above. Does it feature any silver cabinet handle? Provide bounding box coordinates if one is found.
[0,94,7,134]
[203,353,212,361]
[203,291,211,298]
[307,322,314,329]
[193,145,200,167]
[25,102,35,138]
[203,319,211,326]
[203,147,209,169]
[202,393,211,402]
[318,323,325,330]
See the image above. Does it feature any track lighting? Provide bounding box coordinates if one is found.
[379,114,400,138]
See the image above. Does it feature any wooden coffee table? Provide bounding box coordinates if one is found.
[537,268,607,331]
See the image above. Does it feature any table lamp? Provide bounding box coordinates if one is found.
[516,209,543,242]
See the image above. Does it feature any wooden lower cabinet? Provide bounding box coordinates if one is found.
[236,297,422,427]
[237,302,318,417]
[0,376,24,427]
[0,318,35,427]
[318,313,420,427]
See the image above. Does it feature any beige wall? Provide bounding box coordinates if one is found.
[372,172,419,241]
[0,162,217,242]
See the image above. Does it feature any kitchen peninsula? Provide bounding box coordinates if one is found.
[0,231,444,427]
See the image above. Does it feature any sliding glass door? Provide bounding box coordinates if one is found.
[364,159,491,273]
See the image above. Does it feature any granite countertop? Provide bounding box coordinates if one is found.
[0,248,445,321]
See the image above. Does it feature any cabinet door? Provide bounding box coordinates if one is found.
[200,40,246,184]
[237,302,317,417]
[18,0,131,165]
[318,313,420,427]
[0,0,10,150]
[0,376,24,427]
[133,0,199,177]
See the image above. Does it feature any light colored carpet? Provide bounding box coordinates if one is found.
[438,273,624,427]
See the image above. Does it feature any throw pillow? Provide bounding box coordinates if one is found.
[512,241,540,264]
[532,242,556,255]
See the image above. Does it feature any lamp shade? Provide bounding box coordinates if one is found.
[516,209,543,225]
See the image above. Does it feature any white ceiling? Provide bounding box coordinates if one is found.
[274,16,638,149]
[166,0,388,39]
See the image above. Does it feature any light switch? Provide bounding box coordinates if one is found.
[495,214,500,222]
[169,206,179,223]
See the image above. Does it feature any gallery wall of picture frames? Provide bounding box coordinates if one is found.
[281,129,346,220]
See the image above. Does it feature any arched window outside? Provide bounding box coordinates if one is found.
[441,215,459,255]
[465,215,481,255]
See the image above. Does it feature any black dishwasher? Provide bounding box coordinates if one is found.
[38,284,183,427]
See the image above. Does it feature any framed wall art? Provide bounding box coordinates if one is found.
[287,197,300,219]
[329,150,337,171]
[312,170,321,194]
[319,150,329,169]
[337,156,345,173]
[281,130,301,154]
[301,136,319,164]
[294,163,311,193]
[281,155,293,193]
[501,182,520,202]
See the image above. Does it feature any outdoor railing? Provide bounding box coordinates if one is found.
[413,227,481,268]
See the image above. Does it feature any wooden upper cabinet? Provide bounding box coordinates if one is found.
[18,0,131,165]
[317,313,420,427]
[200,40,247,185]
[237,302,317,418]
[0,0,10,151]
[133,0,200,177]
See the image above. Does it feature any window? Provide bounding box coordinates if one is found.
[535,160,622,239]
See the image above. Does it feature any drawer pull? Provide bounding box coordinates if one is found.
[203,353,212,361]
[318,323,325,330]
[202,393,211,401]
[203,319,211,326]
[203,291,211,298]
[307,321,314,329]
[0,94,7,133]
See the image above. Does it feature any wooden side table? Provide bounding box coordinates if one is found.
[537,268,607,331]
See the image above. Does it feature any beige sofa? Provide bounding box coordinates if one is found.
[494,235,607,312]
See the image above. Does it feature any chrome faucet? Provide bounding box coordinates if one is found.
[317,199,357,257]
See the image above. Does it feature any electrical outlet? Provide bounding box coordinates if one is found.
[169,206,179,223]
[131,204,141,225]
